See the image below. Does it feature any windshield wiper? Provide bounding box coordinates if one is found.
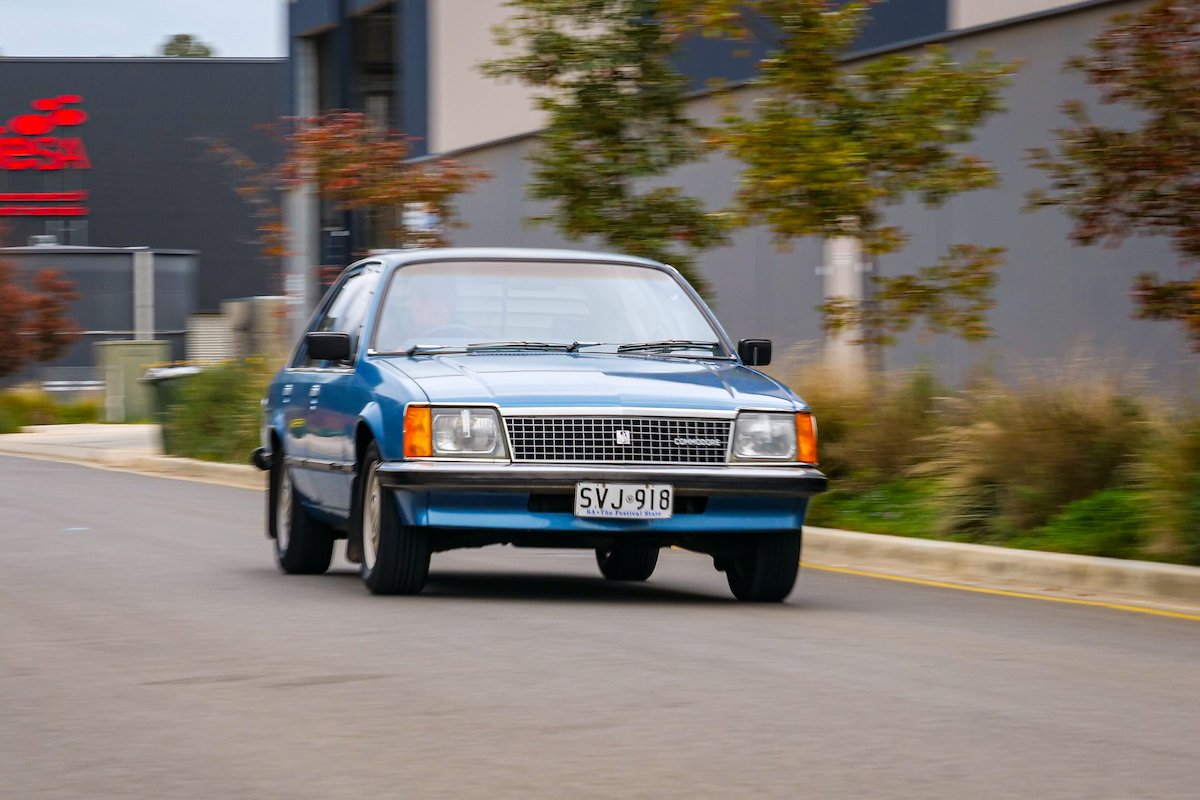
[465,341,576,352]
[616,339,722,355]
[465,341,610,353]
[381,341,598,356]
[402,344,469,355]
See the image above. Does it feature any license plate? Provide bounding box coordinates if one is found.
[574,483,674,519]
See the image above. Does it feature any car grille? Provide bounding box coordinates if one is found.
[504,416,732,464]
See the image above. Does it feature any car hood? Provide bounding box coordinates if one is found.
[375,353,802,412]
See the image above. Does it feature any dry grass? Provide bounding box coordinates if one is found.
[784,362,949,487]
[915,367,1146,541]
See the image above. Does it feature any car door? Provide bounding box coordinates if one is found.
[284,263,381,515]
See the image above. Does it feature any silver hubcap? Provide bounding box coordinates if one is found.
[276,465,292,553]
[363,467,381,571]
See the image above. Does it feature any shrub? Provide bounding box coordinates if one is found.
[0,401,19,434]
[0,389,101,432]
[785,364,949,486]
[806,478,941,538]
[1136,409,1200,564]
[163,358,275,463]
[1010,489,1148,559]
[916,371,1146,542]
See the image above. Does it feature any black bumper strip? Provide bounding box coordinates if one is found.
[375,461,827,497]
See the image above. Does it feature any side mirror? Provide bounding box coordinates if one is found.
[305,332,352,362]
[737,338,772,367]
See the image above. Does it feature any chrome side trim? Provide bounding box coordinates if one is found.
[283,455,356,474]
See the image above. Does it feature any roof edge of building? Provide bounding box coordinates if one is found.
[427,0,1132,161]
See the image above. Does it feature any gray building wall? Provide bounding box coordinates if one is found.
[444,0,1196,391]
[3,246,198,370]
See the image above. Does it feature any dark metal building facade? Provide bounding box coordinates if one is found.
[0,57,286,311]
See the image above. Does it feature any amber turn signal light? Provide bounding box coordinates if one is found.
[403,405,432,458]
[796,412,818,464]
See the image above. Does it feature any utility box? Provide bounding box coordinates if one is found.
[95,340,171,422]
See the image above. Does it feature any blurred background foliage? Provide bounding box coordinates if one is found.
[796,362,1200,566]
[161,358,274,464]
[0,390,99,433]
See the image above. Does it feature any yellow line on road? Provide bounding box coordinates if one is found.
[801,562,1200,622]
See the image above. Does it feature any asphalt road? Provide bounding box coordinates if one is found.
[1,455,1197,799]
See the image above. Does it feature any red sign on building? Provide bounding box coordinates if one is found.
[0,95,90,217]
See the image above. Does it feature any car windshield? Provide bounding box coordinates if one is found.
[371,260,728,356]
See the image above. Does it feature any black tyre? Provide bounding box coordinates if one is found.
[596,542,660,582]
[269,448,335,575]
[724,531,801,602]
[359,442,430,595]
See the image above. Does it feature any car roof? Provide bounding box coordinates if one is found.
[362,247,668,269]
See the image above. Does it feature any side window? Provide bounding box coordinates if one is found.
[296,266,380,368]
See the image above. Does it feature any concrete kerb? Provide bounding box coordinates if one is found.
[804,526,1200,612]
[1,434,1197,612]
[0,439,265,490]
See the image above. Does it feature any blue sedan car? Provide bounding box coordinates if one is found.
[254,248,826,601]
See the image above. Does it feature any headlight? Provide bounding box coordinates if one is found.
[732,412,799,461]
[404,405,507,458]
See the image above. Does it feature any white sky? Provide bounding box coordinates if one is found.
[0,0,286,58]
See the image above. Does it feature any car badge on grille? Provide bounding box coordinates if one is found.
[614,430,632,445]
[673,437,724,447]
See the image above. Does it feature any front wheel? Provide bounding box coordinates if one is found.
[359,442,430,595]
[596,543,660,582]
[269,449,334,575]
[724,532,801,602]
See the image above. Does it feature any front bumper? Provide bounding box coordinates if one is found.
[375,461,828,497]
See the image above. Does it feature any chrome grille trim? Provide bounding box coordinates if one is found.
[504,415,732,464]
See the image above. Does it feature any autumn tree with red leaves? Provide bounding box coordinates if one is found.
[1028,0,1200,346]
[278,111,489,250]
[0,257,80,380]
[207,112,489,290]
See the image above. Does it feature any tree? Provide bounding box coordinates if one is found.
[480,0,729,295]
[662,0,1015,351]
[277,111,490,250]
[159,34,215,57]
[1028,0,1200,347]
[203,137,292,266]
[0,257,80,380]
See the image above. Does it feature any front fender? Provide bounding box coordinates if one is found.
[253,402,289,468]
[355,398,409,463]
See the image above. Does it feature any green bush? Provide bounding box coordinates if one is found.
[0,402,19,434]
[1009,489,1148,559]
[162,358,275,463]
[1135,409,1200,564]
[0,390,101,432]
[806,478,941,538]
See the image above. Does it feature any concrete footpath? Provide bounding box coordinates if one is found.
[2,424,1198,613]
[0,424,265,490]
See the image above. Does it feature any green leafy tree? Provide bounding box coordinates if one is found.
[159,34,215,57]
[1028,0,1200,347]
[663,0,1015,351]
[480,0,728,295]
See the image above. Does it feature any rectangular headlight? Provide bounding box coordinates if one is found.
[430,407,506,457]
[732,412,797,461]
